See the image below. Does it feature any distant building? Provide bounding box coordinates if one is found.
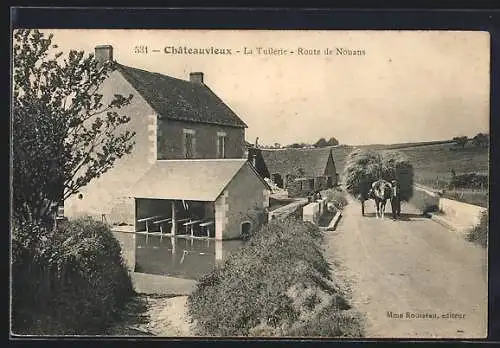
[258,147,339,197]
[65,45,270,240]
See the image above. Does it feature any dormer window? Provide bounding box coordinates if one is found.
[183,129,196,158]
[217,132,226,159]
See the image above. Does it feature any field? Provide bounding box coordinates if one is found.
[353,141,489,186]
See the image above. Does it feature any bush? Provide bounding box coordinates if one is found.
[187,219,364,337]
[324,188,348,211]
[449,173,488,190]
[11,217,134,335]
[343,149,414,201]
[466,211,488,248]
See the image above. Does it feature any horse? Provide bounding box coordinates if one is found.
[371,179,393,219]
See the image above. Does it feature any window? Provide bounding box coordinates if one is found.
[241,221,252,237]
[217,132,226,158]
[183,129,196,158]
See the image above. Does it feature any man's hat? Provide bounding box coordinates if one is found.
[391,179,397,183]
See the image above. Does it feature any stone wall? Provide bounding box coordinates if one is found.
[302,202,320,224]
[268,198,308,221]
[157,118,245,160]
[438,198,487,233]
[216,163,269,240]
[410,184,487,234]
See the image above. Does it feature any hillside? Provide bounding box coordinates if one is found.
[335,141,488,186]
[393,142,488,185]
[355,139,455,151]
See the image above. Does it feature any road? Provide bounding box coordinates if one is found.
[324,196,488,339]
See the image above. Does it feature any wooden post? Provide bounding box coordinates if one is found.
[171,201,177,235]
[171,236,176,254]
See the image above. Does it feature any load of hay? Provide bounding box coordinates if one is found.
[343,148,414,202]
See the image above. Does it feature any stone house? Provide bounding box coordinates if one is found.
[65,45,270,240]
[258,147,339,197]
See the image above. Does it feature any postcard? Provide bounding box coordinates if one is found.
[11,29,489,339]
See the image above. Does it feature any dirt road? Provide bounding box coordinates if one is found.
[324,197,488,339]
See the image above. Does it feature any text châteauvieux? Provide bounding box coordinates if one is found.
[134,45,366,56]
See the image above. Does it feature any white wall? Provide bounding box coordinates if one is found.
[65,70,156,225]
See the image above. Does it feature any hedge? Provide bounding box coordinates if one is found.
[343,149,414,201]
[187,219,365,337]
[450,173,488,190]
[11,217,134,335]
[466,210,488,248]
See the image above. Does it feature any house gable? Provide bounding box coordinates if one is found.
[324,150,337,177]
[217,162,270,239]
[64,69,159,224]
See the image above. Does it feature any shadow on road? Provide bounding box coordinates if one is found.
[361,212,427,221]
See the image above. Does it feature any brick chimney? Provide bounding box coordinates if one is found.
[95,45,114,68]
[189,72,204,84]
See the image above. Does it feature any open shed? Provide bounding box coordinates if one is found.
[129,159,271,240]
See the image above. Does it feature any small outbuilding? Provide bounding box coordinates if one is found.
[129,159,271,240]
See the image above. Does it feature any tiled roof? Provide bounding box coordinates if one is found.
[116,64,247,128]
[329,145,353,175]
[259,145,354,178]
[260,147,335,178]
[129,159,265,201]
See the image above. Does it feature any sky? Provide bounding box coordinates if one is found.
[34,29,489,146]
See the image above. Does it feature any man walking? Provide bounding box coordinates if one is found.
[391,179,401,220]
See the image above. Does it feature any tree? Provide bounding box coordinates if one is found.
[326,137,339,146]
[471,133,489,148]
[314,138,328,148]
[12,29,136,222]
[314,137,339,148]
[452,136,468,148]
[288,143,307,149]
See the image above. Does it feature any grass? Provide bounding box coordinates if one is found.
[387,142,488,186]
[442,190,488,208]
[466,211,488,248]
[187,219,365,337]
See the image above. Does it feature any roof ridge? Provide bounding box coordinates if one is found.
[115,62,247,128]
[116,62,189,84]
